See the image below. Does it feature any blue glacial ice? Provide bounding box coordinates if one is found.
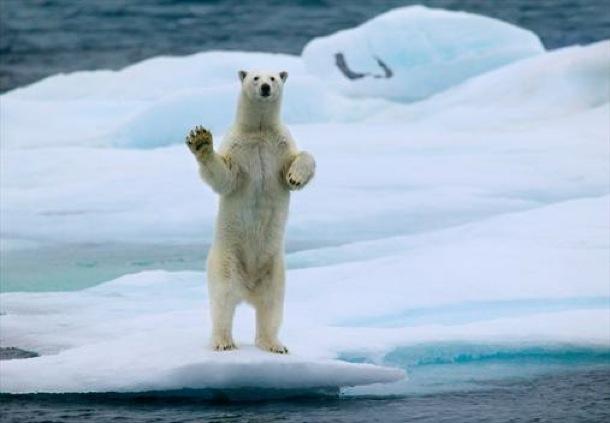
[302,5,544,101]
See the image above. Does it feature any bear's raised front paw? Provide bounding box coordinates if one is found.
[186,125,213,158]
[212,338,237,352]
[256,339,289,354]
[286,160,313,190]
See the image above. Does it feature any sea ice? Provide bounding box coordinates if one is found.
[0,196,607,395]
[0,6,608,397]
[302,5,544,101]
[373,40,610,126]
[0,342,404,395]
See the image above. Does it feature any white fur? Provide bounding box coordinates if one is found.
[188,70,315,353]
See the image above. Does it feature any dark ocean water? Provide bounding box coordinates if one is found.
[1,368,609,422]
[1,0,610,92]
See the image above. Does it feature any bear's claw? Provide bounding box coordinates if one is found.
[212,340,237,351]
[271,345,289,354]
[256,340,289,354]
[286,171,307,190]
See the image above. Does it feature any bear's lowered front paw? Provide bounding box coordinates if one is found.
[186,125,213,159]
[286,159,313,190]
[256,339,289,354]
[212,337,237,352]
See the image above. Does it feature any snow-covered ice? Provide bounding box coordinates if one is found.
[302,6,544,101]
[373,40,610,126]
[0,5,609,397]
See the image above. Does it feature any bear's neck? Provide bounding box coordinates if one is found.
[234,93,282,133]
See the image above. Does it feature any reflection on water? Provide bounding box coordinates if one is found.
[0,240,328,292]
[0,368,608,422]
[0,243,208,292]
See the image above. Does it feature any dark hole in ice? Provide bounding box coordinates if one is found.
[334,52,393,80]
[0,347,39,360]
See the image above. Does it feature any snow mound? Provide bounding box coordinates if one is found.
[0,52,303,149]
[302,5,544,102]
[374,40,610,126]
[5,51,304,102]
[111,75,383,149]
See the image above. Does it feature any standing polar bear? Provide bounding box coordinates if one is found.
[186,70,315,353]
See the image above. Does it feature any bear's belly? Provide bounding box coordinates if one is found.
[215,141,290,253]
[219,191,289,242]
[215,194,288,284]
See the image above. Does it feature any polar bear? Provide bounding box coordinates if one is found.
[186,70,315,353]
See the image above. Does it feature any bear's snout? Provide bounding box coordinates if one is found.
[260,83,271,97]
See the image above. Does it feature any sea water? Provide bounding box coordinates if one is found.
[1,369,609,422]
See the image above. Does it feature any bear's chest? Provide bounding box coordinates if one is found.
[230,136,290,193]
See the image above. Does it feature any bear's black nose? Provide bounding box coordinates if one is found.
[261,83,271,96]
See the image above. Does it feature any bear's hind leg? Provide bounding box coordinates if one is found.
[254,261,288,354]
[210,292,239,351]
[207,250,239,351]
[255,300,288,354]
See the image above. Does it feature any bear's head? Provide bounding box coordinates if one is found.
[238,70,288,103]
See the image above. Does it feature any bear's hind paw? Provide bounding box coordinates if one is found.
[256,340,289,354]
[212,339,237,352]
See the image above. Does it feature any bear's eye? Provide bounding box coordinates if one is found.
[253,76,259,81]
[270,76,275,81]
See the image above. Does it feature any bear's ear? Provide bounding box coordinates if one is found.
[279,71,288,82]
[238,70,247,82]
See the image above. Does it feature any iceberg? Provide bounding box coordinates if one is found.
[302,6,544,101]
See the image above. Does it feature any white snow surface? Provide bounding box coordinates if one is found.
[1,6,609,396]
